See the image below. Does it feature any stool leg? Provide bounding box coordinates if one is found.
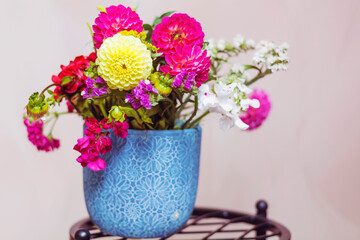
[256,200,268,240]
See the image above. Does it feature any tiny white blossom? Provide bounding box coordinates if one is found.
[233,34,245,48]
[217,39,226,51]
[198,85,218,110]
[246,39,255,48]
[253,40,289,72]
[231,64,245,74]
[205,38,217,58]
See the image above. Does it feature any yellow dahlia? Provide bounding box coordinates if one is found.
[96,34,152,91]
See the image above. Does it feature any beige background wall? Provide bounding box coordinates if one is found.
[1,0,360,239]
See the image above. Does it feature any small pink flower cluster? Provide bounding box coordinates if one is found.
[74,118,129,171]
[24,118,60,152]
[240,89,272,130]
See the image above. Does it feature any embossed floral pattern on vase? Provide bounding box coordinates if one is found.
[83,127,202,238]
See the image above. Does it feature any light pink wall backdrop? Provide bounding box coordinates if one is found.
[1,0,360,239]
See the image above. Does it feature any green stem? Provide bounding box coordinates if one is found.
[99,102,108,118]
[188,110,210,128]
[39,83,81,114]
[182,96,198,129]
[175,94,192,119]
[87,22,97,54]
[48,114,59,136]
[39,83,59,97]
[245,69,271,86]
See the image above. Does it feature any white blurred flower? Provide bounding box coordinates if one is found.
[205,38,217,58]
[233,34,245,48]
[217,39,226,51]
[198,78,259,131]
[233,34,255,51]
[246,39,256,48]
[198,84,218,110]
[253,40,289,72]
[231,64,245,74]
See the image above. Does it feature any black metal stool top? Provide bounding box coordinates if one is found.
[70,200,291,240]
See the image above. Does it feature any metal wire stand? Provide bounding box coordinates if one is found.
[70,200,291,240]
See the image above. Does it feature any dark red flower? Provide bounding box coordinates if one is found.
[52,53,97,100]
[113,121,129,138]
[100,118,113,130]
[84,118,102,137]
[98,136,112,154]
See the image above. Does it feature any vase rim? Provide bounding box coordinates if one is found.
[126,124,202,134]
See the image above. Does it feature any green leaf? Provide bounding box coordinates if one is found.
[138,108,153,124]
[157,95,165,101]
[160,11,176,19]
[111,106,143,124]
[61,76,72,85]
[46,96,55,107]
[157,118,167,129]
[152,11,175,28]
[130,119,144,130]
[47,89,54,95]
[153,17,162,27]
[145,105,161,117]
[143,24,153,42]
[151,52,163,58]
[202,41,209,50]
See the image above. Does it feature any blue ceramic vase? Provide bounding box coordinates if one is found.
[83,127,202,238]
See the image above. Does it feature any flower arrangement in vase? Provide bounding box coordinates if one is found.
[23,4,289,238]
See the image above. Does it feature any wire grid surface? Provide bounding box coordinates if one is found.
[70,207,290,240]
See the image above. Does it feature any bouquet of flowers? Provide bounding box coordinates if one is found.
[24,4,289,172]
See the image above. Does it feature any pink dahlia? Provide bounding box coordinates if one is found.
[92,4,143,49]
[240,89,272,130]
[152,13,205,54]
[160,45,211,87]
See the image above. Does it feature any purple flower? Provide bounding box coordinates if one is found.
[173,71,197,90]
[95,77,106,84]
[82,77,108,99]
[126,80,158,110]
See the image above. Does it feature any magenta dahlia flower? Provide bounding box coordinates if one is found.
[240,89,271,130]
[152,13,205,54]
[160,45,211,87]
[92,5,143,49]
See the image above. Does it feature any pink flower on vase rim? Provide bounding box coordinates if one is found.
[160,45,211,87]
[24,118,60,152]
[113,121,130,138]
[240,89,271,130]
[74,117,129,171]
[152,13,205,54]
[84,117,102,136]
[92,4,143,49]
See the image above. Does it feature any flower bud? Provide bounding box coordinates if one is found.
[26,92,49,120]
